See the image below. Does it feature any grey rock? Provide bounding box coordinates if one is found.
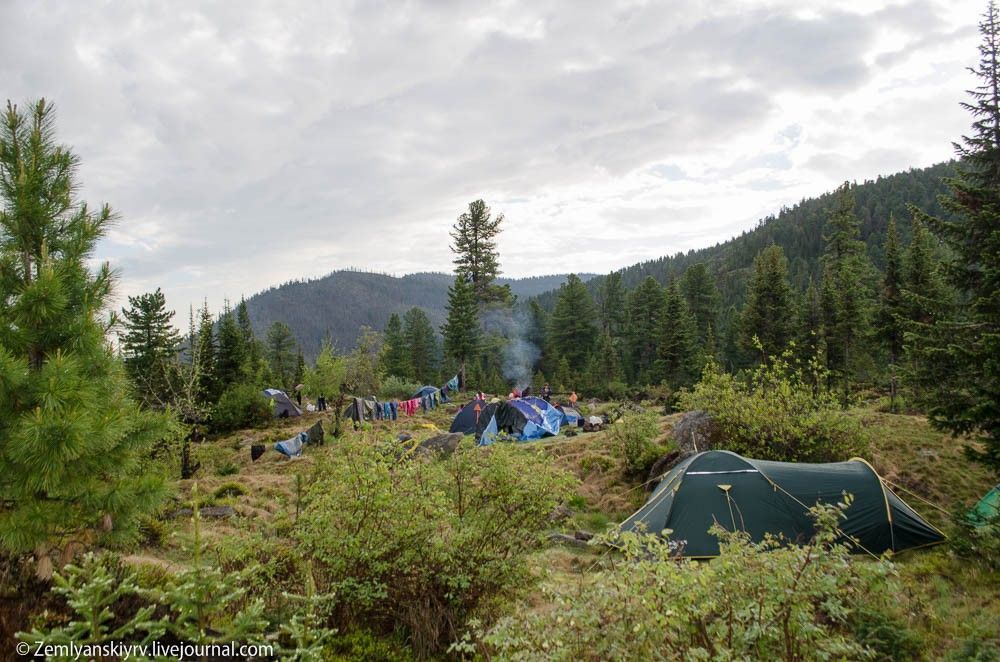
[416,432,464,456]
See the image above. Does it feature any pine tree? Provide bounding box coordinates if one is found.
[625,277,667,384]
[442,277,480,386]
[194,302,218,404]
[449,199,510,304]
[119,288,181,408]
[215,302,247,392]
[586,331,623,395]
[796,278,825,365]
[740,245,795,360]
[403,307,439,384]
[0,99,168,571]
[821,183,874,402]
[381,313,409,378]
[293,351,306,388]
[236,298,264,381]
[266,321,298,391]
[679,262,721,346]
[908,2,1000,469]
[548,274,598,371]
[876,216,905,408]
[597,270,627,338]
[655,280,700,388]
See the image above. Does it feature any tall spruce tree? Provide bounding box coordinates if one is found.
[821,183,873,403]
[655,279,700,388]
[266,321,298,391]
[740,245,795,360]
[403,307,439,384]
[119,288,181,408]
[442,276,480,387]
[449,199,510,304]
[381,312,409,378]
[597,270,627,338]
[796,278,825,366]
[0,99,168,571]
[215,302,247,392]
[679,262,721,346]
[625,277,667,384]
[908,2,1000,470]
[235,298,264,381]
[549,274,598,371]
[876,216,905,408]
[194,302,218,404]
[587,331,623,394]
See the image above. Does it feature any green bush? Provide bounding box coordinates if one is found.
[378,375,423,400]
[213,482,247,499]
[607,411,663,478]
[479,499,910,660]
[294,435,575,657]
[677,352,866,462]
[211,383,273,433]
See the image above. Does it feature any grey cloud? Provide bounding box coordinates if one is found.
[0,0,976,311]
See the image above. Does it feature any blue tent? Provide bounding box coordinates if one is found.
[450,399,488,434]
[411,385,439,399]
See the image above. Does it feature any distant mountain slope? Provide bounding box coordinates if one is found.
[533,161,958,312]
[243,271,597,358]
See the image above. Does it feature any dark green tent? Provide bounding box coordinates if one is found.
[621,450,945,557]
[969,484,1000,524]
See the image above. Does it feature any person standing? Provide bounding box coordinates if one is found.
[542,383,552,402]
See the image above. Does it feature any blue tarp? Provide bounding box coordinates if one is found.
[275,431,307,457]
[479,415,499,446]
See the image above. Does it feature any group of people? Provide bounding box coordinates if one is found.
[503,383,578,406]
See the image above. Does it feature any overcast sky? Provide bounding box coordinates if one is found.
[1,0,985,315]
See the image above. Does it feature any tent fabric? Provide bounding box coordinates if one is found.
[479,415,499,446]
[452,399,554,441]
[556,405,582,427]
[621,450,945,557]
[450,399,488,434]
[412,385,439,399]
[969,484,1000,524]
[263,389,302,417]
[275,432,307,457]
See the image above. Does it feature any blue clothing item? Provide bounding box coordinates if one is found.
[479,415,499,446]
[390,401,398,420]
[447,375,460,391]
[440,388,449,403]
[275,432,307,457]
[421,396,428,412]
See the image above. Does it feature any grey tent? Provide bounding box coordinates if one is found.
[621,450,945,557]
[263,389,302,417]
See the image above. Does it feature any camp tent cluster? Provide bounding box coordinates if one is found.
[621,450,946,557]
[450,396,582,443]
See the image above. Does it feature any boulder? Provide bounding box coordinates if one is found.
[670,410,715,455]
[548,532,589,549]
[416,432,464,456]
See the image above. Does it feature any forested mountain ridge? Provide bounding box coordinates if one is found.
[243,270,597,358]
[533,161,957,312]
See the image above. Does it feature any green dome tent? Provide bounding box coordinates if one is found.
[621,450,945,557]
[969,484,1000,524]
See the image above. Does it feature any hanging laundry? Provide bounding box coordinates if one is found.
[390,401,398,420]
[446,375,460,391]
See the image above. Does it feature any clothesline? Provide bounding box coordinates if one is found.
[349,374,461,423]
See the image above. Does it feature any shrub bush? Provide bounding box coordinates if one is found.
[211,383,273,433]
[479,500,911,660]
[607,411,663,478]
[677,352,866,462]
[377,375,423,400]
[294,435,575,657]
